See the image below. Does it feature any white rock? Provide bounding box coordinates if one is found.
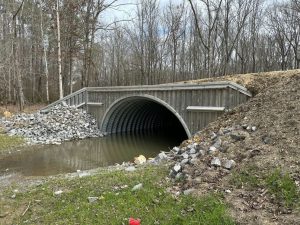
[134,155,147,165]
[173,164,181,172]
[157,152,168,160]
[172,147,180,152]
[180,159,189,165]
[211,132,218,140]
[125,166,136,172]
[223,159,236,170]
[190,153,199,159]
[132,183,143,191]
[78,171,90,177]
[211,157,221,167]
[54,190,63,195]
[183,188,196,195]
[209,146,218,154]
[181,153,189,159]
[189,148,196,154]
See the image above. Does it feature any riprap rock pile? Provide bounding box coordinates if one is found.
[166,124,258,194]
[1,103,103,145]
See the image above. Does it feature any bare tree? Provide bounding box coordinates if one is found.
[56,0,63,99]
[12,0,25,110]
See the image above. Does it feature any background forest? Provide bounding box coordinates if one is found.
[0,0,299,109]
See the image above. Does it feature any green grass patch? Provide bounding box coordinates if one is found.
[266,169,299,209]
[4,166,235,225]
[230,166,299,210]
[230,166,262,189]
[0,134,24,151]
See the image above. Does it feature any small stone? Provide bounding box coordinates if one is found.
[251,126,257,132]
[208,146,218,154]
[218,128,224,136]
[88,197,99,203]
[147,158,158,164]
[11,194,16,199]
[213,138,222,149]
[54,190,63,195]
[211,132,218,140]
[219,141,229,152]
[183,188,196,195]
[132,183,143,191]
[241,124,248,129]
[199,149,206,156]
[211,157,221,167]
[194,176,202,184]
[223,159,236,170]
[61,101,68,107]
[225,189,232,194]
[173,164,181,173]
[181,153,189,159]
[125,166,136,172]
[157,152,168,160]
[78,171,90,177]
[134,155,147,165]
[172,146,180,152]
[189,148,196,154]
[190,158,199,165]
[180,158,189,166]
[190,153,199,159]
[262,135,272,144]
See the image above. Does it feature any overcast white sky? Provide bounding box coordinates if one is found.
[102,0,182,23]
[102,0,280,23]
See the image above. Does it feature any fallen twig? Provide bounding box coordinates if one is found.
[22,201,31,216]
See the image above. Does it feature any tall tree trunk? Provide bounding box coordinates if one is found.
[56,0,63,99]
[40,1,49,102]
[13,0,25,111]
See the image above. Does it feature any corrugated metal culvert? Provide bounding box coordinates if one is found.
[41,81,252,137]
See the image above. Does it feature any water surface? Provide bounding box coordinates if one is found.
[0,132,183,176]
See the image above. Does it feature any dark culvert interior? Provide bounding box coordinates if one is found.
[102,97,188,142]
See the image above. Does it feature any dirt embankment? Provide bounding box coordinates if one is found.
[176,70,300,224]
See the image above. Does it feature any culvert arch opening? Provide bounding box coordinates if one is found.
[101,96,190,140]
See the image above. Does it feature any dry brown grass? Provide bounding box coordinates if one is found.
[0,104,45,116]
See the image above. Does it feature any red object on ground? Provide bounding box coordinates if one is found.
[129,217,141,225]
